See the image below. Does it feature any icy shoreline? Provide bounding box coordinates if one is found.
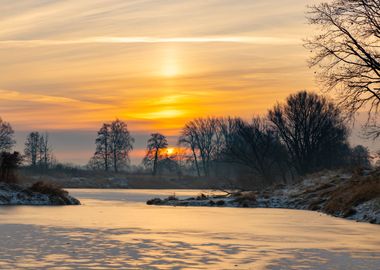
[0,183,80,205]
[147,171,380,224]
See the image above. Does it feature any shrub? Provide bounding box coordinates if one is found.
[216,200,225,206]
[146,198,162,205]
[167,193,178,201]
[196,193,208,200]
[30,181,68,197]
[0,151,22,183]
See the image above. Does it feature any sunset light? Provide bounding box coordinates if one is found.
[1,0,376,166]
[166,147,175,156]
[161,58,180,78]
[0,0,317,140]
[1,1,380,269]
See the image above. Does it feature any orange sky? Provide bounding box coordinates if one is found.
[0,0,320,134]
[5,0,373,164]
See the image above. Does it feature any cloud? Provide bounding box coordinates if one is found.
[0,0,319,164]
[0,89,82,104]
[0,36,300,48]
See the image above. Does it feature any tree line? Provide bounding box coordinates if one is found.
[84,91,372,187]
[0,119,55,182]
[0,90,372,186]
[136,91,371,186]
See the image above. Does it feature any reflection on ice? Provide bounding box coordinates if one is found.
[0,189,379,269]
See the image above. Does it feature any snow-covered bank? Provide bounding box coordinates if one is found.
[147,170,380,224]
[0,182,80,205]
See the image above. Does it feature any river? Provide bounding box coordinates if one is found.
[0,189,379,269]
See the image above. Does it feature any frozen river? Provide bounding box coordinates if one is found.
[0,189,379,269]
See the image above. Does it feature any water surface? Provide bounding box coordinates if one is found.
[0,189,379,269]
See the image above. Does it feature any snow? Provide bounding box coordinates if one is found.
[148,171,380,224]
[0,183,80,205]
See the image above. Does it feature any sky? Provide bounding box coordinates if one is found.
[1,0,378,165]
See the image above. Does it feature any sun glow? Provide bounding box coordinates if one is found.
[162,63,179,77]
[161,47,180,77]
[166,147,175,155]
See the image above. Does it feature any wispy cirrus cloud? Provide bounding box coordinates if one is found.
[0,36,300,48]
[0,89,82,104]
[0,0,318,164]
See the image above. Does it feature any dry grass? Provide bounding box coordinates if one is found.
[29,181,68,197]
[237,191,257,201]
[167,194,178,201]
[196,193,209,200]
[323,176,380,216]
[232,191,257,206]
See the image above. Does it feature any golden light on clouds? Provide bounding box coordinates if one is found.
[134,109,185,120]
[0,36,301,48]
[0,0,318,135]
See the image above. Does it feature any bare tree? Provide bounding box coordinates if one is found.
[24,132,40,167]
[144,133,168,175]
[38,133,53,169]
[109,119,134,172]
[92,120,134,172]
[179,124,201,177]
[305,0,380,131]
[269,91,349,175]
[221,117,288,184]
[0,118,15,152]
[180,117,244,177]
[180,118,221,176]
[94,123,111,172]
[24,132,53,169]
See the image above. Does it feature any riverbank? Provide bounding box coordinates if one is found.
[147,170,380,224]
[0,182,80,205]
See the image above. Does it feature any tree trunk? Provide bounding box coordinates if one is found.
[113,145,118,173]
[153,149,158,175]
[104,139,109,172]
[192,147,200,177]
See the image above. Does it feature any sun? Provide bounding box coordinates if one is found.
[166,147,175,155]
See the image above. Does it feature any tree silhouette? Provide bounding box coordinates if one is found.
[306,0,380,134]
[0,151,22,183]
[269,91,349,175]
[94,123,111,172]
[179,118,221,176]
[24,132,54,169]
[350,145,371,168]
[24,132,40,167]
[144,133,168,175]
[109,119,134,172]
[0,118,15,152]
[92,119,134,172]
[222,117,288,183]
[179,124,201,177]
